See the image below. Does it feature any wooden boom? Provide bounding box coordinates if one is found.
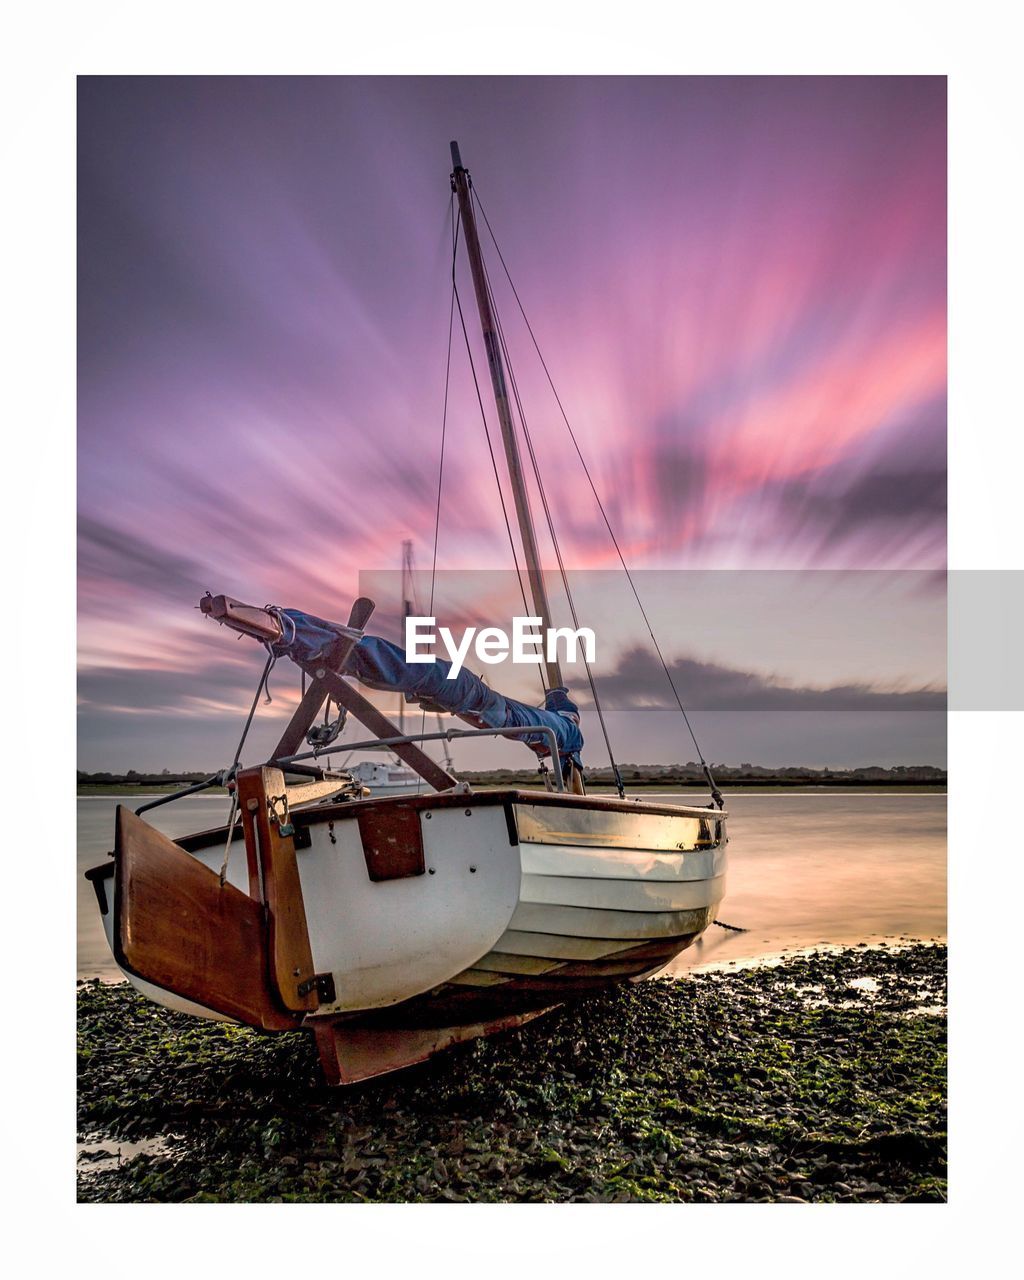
[199,593,285,642]
[199,592,458,793]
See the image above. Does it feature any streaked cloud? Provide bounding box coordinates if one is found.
[78,76,946,768]
[588,647,945,714]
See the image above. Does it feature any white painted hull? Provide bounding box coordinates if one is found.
[448,805,725,993]
[95,791,726,1025]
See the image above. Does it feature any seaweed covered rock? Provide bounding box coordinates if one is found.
[77,944,946,1203]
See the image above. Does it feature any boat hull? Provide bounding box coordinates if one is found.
[88,787,726,1081]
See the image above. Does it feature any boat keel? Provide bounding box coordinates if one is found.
[310,1008,554,1085]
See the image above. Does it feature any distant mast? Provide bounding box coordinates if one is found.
[450,140,564,694]
[399,538,414,735]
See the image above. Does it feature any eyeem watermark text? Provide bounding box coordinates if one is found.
[406,616,596,678]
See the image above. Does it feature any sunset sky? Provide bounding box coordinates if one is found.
[78,76,946,772]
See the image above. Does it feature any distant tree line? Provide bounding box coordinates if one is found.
[455,762,947,787]
[77,769,210,786]
[78,761,946,788]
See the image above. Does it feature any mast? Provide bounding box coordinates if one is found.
[450,141,564,693]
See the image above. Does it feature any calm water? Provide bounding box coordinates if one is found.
[77,792,946,980]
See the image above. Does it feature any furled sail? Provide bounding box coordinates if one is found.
[269,609,584,765]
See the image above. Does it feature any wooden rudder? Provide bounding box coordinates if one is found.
[113,806,297,1031]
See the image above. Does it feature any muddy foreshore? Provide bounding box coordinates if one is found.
[77,943,946,1203]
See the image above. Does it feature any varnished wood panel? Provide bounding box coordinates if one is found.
[357,803,425,881]
[236,767,319,1014]
[113,806,296,1031]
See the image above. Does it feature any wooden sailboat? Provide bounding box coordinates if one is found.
[85,143,728,1085]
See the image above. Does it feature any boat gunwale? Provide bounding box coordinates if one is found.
[289,788,724,824]
[84,788,725,876]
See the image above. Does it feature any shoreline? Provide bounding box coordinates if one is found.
[685,935,946,974]
[78,942,946,1203]
[78,784,947,798]
[77,933,948,985]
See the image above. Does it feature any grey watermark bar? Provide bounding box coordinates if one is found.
[353,566,1021,713]
[949,570,1024,711]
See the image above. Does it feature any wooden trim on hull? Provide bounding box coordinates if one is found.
[236,767,319,1014]
[172,788,725,855]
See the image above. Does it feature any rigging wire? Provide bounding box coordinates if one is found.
[219,648,275,885]
[450,249,540,679]
[230,650,276,775]
[472,187,723,808]
[417,195,460,790]
[453,283,540,682]
[427,196,458,620]
[473,191,624,795]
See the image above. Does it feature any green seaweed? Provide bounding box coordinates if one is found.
[77,943,946,1203]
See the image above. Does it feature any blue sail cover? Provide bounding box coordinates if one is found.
[269,609,583,765]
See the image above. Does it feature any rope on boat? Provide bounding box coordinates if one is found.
[472,188,725,811]
[259,605,298,704]
[712,919,749,932]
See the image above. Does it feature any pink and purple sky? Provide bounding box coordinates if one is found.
[78,76,946,772]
